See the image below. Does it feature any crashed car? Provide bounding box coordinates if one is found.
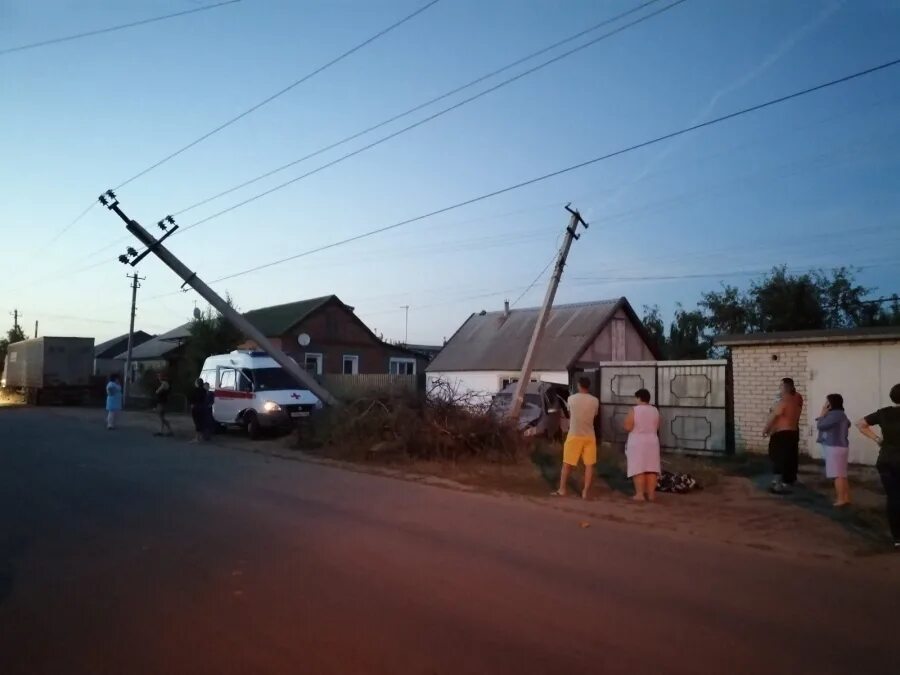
[490,381,570,438]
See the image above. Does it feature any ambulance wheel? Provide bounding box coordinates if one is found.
[245,411,262,440]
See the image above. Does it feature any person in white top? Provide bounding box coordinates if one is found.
[623,388,661,502]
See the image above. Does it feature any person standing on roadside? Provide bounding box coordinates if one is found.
[105,374,123,430]
[624,388,661,502]
[763,377,804,494]
[815,393,852,507]
[857,383,900,550]
[553,377,599,500]
[154,372,173,437]
[189,378,207,443]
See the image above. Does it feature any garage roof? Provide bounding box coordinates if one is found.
[715,326,900,347]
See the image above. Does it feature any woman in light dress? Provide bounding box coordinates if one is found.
[623,388,661,502]
[815,393,851,506]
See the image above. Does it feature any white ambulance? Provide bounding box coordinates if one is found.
[199,350,319,437]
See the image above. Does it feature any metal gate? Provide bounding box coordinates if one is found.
[581,360,731,455]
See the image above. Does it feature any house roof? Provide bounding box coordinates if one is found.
[427,298,645,373]
[115,323,191,360]
[241,296,335,336]
[715,326,900,347]
[94,331,153,359]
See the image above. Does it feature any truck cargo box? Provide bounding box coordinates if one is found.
[2,337,95,404]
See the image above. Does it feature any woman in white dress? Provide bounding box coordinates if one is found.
[623,388,661,502]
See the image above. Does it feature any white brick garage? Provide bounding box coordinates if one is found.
[717,328,900,466]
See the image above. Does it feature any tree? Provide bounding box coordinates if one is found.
[667,305,709,359]
[641,305,667,357]
[0,323,27,378]
[697,266,877,335]
[174,298,244,394]
[641,304,710,359]
[700,284,754,336]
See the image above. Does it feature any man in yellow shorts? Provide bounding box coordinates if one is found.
[554,376,600,499]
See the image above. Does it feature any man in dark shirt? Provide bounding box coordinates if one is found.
[857,383,900,549]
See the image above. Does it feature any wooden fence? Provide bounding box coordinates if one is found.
[320,373,425,399]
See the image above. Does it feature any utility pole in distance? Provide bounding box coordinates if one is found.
[401,305,409,345]
[99,190,339,407]
[508,204,588,421]
[123,272,145,402]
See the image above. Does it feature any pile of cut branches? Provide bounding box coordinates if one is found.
[307,379,525,462]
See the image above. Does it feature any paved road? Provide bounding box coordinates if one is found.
[0,408,896,675]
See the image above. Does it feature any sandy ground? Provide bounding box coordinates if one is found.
[46,406,897,570]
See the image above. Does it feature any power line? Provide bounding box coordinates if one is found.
[169,0,671,217]
[170,0,689,234]
[511,255,558,308]
[113,0,442,192]
[62,87,900,277]
[0,0,244,56]
[190,56,900,287]
[39,0,440,248]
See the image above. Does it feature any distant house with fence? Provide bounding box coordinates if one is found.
[119,295,429,398]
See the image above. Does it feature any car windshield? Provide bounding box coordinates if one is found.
[247,367,303,392]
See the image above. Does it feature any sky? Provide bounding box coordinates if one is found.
[1,0,898,346]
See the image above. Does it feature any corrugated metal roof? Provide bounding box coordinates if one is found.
[715,326,900,347]
[427,299,623,372]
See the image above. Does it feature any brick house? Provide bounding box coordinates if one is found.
[237,295,427,376]
[716,327,900,466]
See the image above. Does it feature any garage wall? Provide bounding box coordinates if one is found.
[731,340,900,465]
[731,344,810,455]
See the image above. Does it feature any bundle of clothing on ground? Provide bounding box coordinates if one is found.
[656,471,699,493]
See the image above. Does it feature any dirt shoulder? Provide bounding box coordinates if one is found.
[46,406,898,571]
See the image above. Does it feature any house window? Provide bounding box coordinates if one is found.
[305,353,323,375]
[389,358,416,375]
[342,355,359,375]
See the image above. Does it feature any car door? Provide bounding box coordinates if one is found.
[215,367,240,424]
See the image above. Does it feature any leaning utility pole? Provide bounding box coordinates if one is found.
[123,272,145,402]
[508,204,589,420]
[99,190,339,407]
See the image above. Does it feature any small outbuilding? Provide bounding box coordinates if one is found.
[716,326,900,466]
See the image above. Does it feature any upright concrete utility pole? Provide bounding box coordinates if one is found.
[401,305,410,344]
[11,310,20,333]
[508,204,588,421]
[99,190,339,407]
[33,321,38,338]
[123,273,145,402]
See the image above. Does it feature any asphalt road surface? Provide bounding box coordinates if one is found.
[0,407,896,675]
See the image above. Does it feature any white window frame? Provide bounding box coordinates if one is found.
[342,355,359,375]
[389,357,416,375]
[304,353,323,375]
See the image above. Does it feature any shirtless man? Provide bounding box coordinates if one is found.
[763,377,804,494]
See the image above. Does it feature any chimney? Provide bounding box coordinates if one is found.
[503,299,510,318]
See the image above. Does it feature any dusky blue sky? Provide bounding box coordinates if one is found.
[1,0,898,345]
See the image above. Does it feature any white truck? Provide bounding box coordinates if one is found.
[199,350,319,438]
[1,337,95,405]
